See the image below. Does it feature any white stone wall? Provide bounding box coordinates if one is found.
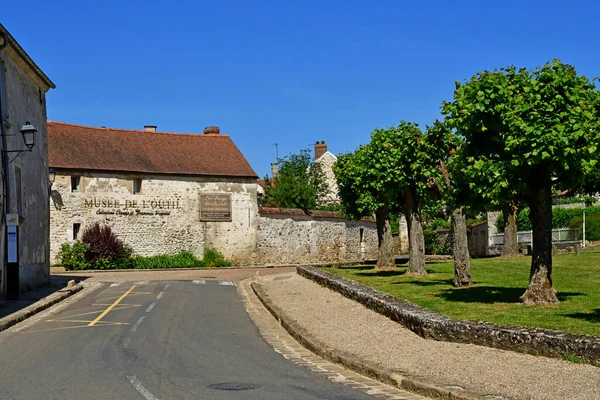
[50,172,258,264]
[254,212,378,264]
[1,45,51,294]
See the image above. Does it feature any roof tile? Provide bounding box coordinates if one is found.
[48,121,258,178]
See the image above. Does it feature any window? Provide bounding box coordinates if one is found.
[133,178,142,194]
[72,223,81,240]
[71,176,80,192]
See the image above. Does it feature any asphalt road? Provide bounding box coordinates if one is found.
[0,280,378,400]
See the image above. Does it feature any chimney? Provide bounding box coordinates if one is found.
[204,126,220,134]
[144,125,157,132]
[271,162,279,178]
[314,140,327,159]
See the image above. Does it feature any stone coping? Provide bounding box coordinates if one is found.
[297,266,600,365]
[258,206,375,222]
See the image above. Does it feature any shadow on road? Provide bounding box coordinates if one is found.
[0,275,89,320]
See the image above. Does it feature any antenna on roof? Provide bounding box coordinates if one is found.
[273,142,278,160]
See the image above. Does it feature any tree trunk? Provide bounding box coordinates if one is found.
[402,191,427,276]
[451,208,472,287]
[521,184,559,305]
[374,203,395,269]
[502,202,519,257]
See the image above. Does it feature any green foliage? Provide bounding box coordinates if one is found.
[424,227,452,255]
[56,240,91,271]
[495,206,600,231]
[202,248,233,267]
[555,195,597,206]
[569,215,600,241]
[262,149,328,210]
[132,249,232,269]
[133,251,203,269]
[443,60,600,209]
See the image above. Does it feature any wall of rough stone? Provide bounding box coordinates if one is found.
[1,45,51,295]
[50,172,258,264]
[254,208,378,264]
[315,152,339,205]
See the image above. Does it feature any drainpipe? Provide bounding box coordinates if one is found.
[0,33,10,297]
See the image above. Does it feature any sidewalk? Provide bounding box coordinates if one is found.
[255,273,600,400]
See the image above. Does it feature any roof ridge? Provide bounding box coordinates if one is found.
[47,121,230,138]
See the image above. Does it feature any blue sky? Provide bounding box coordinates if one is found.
[3,1,600,177]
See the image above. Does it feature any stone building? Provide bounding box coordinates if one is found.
[0,24,55,299]
[313,141,339,205]
[48,123,259,264]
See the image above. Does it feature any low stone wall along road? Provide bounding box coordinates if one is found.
[0,278,414,400]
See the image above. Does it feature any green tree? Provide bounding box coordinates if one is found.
[262,149,328,210]
[334,150,395,269]
[443,60,600,305]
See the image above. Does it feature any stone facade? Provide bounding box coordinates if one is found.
[50,172,258,264]
[314,150,339,205]
[255,208,378,264]
[0,24,55,297]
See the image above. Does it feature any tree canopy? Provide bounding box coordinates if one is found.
[442,59,600,304]
[261,149,328,210]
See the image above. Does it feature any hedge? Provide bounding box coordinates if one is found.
[568,215,600,241]
[495,206,600,232]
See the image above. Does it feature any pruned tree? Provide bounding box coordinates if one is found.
[425,121,472,286]
[262,149,328,211]
[334,150,395,269]
[442,60,600,305]
[368,122,435,276]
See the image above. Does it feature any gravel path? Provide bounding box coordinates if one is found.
[261,273,600,400]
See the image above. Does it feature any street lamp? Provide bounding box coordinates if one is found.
[48,168,56,193]
[2,121,37,163]
[19,121,37,150]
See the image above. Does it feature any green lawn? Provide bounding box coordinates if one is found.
[325,248,600,337]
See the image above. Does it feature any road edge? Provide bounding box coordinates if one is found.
[251,281,486,400]
[0,284,84,333]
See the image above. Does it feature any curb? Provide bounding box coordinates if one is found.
[0,284,84,333]
[251,281,485,400]
[50,261,365,274]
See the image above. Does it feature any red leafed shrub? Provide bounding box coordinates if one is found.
[81,222,124,265]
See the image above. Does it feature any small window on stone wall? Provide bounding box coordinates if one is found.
[133,178,142,194]
[71,176,81,192]
[73,223,81,240]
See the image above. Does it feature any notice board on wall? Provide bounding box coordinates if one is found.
[200,194,232,222]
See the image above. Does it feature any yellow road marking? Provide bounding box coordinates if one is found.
[46,319,129,325]
[94,292,151,302]
[88,285,136,327]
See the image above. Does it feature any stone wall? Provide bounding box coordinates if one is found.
[50,172,258,264]
[254,208,378,264]
[298,266,600,365]
[0,44,51,295]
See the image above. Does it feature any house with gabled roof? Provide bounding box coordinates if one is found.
[48,122,259,264]
[1,23,55,299]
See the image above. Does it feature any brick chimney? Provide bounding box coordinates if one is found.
[204,126,220,134]
[144,125,157,132]
[314,140,327,159]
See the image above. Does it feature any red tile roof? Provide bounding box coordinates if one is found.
[48,121,258,178]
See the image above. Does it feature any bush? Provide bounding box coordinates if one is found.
[82,222,124,266]
[202,248,233,267]
[495,206,600,232]
[132,249,232,269]
[424,228,451,255]
[568,215,600,241]
[56,240,90,270]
